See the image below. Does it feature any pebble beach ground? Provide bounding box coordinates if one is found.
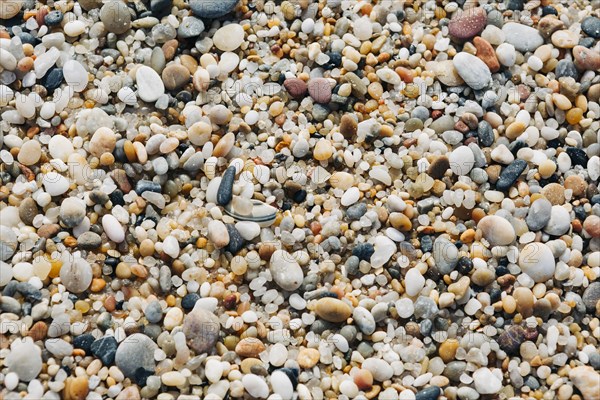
[1,0,600,399]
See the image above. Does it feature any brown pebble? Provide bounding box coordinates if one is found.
[564,175,587,197]
[354,369,374,390]
[29,321,48,341]
[541,182,565,205]
[283,78,308,98]
[38,224,61,238]
[513,287,534,318]
[64,376,89,400]
[314,297,352,323]
[473,36,500,72]
[428,156,450,179]
[162,39,178,60]
[235,338,266,358]
[573,45,600,71]
[439,339,459,363]
[340,114,358,138]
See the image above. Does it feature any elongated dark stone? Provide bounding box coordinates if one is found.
[217,166,236,206]
[496,159,527,191]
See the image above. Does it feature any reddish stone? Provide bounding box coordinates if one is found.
[474,36,500,72]
[283,78,307,98]
[448,7,487,40]
[573,45,600,71]
[307,77,332,103]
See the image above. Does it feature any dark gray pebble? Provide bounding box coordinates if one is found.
[217,166,236,206]
[496,159,527,191]
[225,224,244,254]
[477,120,494,147]
[135,180,161,195]
[582,16,600,39]
[91,336,118,365]
[346,203,367,220]
[415,386,442,400]
[189,0,238,18]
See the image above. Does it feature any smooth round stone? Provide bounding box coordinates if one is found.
[60,258,93,293]
[183,307,220,354]
[42,174,70,197]
[115,334,158,379]
[518,243,556,283]
[449,146,475,176]
[315,297,352,323]
[526,198,552,231]
[496,43,516,67]
[208,220,229,249]
[242,374,269,399]
[584,215,600,238]
[582,282,600,312]
[102,214,125,243]
[48,134,74,161]
[136,65,165,102]
[213,24,244,52]
[502,23,544,52]
[551,29,579,48]
[448,7,487,40]
[18,198,37,226]
[5,341,42,382]
[17,140,41,166]
[162,64,190,90]
[63,60,88,92]
[271,370,294,399]
[189,0,238,18]
[452,52,491,90]
[573,45,600,70]
[284,78,307,98]
[100,1,131,34]
[478,215,516,246]
[544,205,571,236]
[77,232,102,249]
[582,16,600,39]
[60,198,86,228]
[178,16,204,39]
[89,127,116,157]
[44,10,63,25]
[307,78,331,103]
[362,358,393,381]
[270,250,303,291]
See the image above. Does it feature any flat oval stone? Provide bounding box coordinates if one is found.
[477,215,516,246]
[213,24,244,52]
[190,0,238,18]
[136,65,165,102]
[496,159,527,191]
[448,7,487,40]
[161,64,190,90]
[60,258,93,293]
[269,250,304,291]
[452,52,491,90]
[526,198,552,231]
[100,1,131,34]
[518,243,555,282]
[502,23,544,52]
[217,166,235,206]
[315,297,352,323]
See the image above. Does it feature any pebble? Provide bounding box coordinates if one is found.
[270,250,304,291]
[5,341,42,381]
[448,7,487,40]
[102,214,125,243]
[582,282,600,312]
[60,198,86,228]
[213,24,244,52]
[496,159,527,191]
[208,220,229,249]
[581,17,600,39]
[284,78,308,98]
[502,23,544,52]
[453,52,491,90]
[526,198,552,230]
[60,258,93,293]
[91,336,118,365]
[115,334,158,379]
[473,368,502,394]
[100,1,131,34]
[315,297,351,323]
[519,242,556,282]
[569,367,600,400]
[18,140,42,166]
[449,146,475,176]
[136,65,165,102]
[217,166,235,205]
[178,16,204,39]
[544,205,571,236]
[189,0,238,18]
[162,64,190,90]
[183,307,220,354]
[307,78,332,103]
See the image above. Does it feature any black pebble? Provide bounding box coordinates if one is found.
[506,0,523,10]
[292,189,307,203]
[566,147,588,167]
[277,368,299,388]
[541,6,557,16]
[109,189,125,206]
[135,180,161,195]
[352,243,374,261]
[225,224,244,254]
[43,68,63,92]
[73,333,95,353]
[91,336,118,365]
[496,159,528,191]
[456,257,473,275]
[182,293,200,310]
[217,166,236,206]
[582,16,600,39]
[415,386,442,400]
